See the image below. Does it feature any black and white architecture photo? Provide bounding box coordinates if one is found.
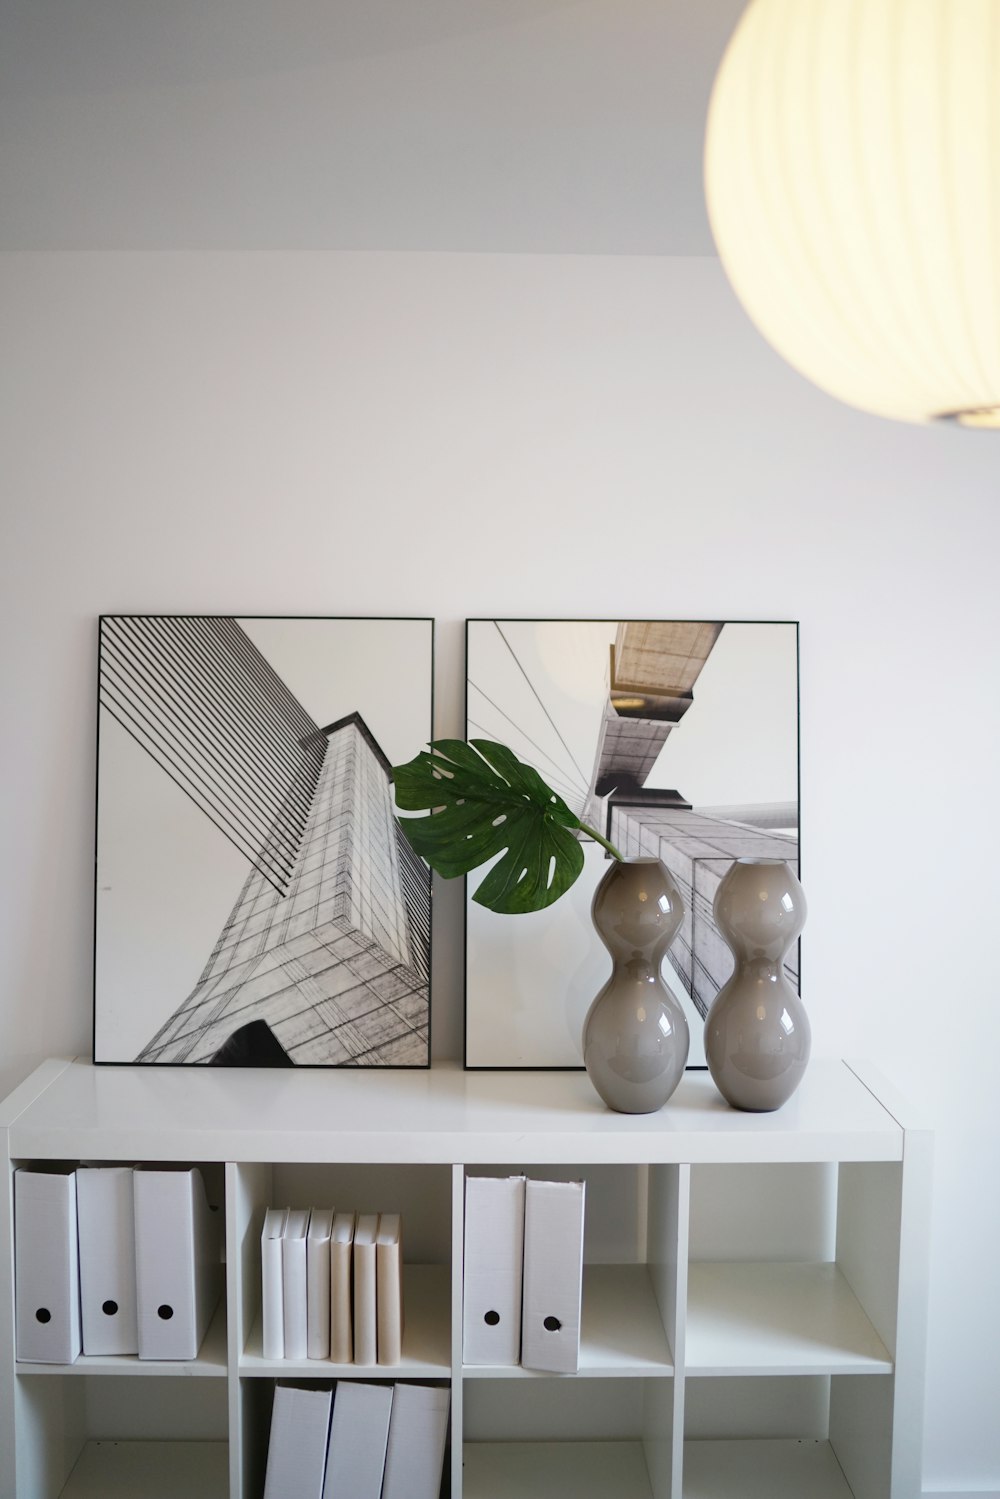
[465,618,799,1068]
[94,616,433,1067]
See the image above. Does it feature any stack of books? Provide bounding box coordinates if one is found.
[463,1175,586,1373]
[262,1379,450,1499]
[14,1164,222,1363]
[262,1207,403,1364]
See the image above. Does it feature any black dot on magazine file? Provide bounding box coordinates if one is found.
[35,1308,51,1324]
[543,1316,562,1332]
[157,1305,174,1320]
[484,1310,500,1326]
[102,1300,118,1317]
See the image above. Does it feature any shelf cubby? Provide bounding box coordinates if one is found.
[686,1158,903,1383]
[229,1159,452,1382]
[12,1374,229,1499]
[461,1163,683,1383]
[463,1375,675,1499]
[683,1369,899,1498]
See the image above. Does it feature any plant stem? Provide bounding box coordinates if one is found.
[577,820,625,861]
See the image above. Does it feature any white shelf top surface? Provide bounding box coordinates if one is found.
[5,1058,902,1165]
[686,1261,893,1376]
[59,1441,228,1499]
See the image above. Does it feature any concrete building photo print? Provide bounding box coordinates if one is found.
[94,616,433,1067]
[465,619,799,1069]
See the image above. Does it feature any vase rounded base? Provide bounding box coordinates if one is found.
[583,988,690,1115]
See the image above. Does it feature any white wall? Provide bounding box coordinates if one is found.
[1,251,998,1491]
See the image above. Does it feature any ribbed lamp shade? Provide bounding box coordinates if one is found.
[704,0,1000,426]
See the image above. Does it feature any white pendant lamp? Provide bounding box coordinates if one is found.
[704,0,1000,426]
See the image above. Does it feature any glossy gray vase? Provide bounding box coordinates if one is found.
[582,857,689,1114]
[705,857,809,1113]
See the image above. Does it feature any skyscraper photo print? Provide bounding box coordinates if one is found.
[94,615,433,1067]
[464,618,799,1069]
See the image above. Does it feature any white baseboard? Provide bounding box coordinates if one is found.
[924,1490,1000,1498]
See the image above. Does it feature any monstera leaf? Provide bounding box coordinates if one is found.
[393,739,620,914]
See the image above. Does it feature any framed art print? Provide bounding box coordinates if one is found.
[464,618,799,1069]
[94,615,433,1066]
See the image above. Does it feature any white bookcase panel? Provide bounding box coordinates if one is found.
[463,1440,656,1499]
[0,1058,929,1499]
[683,1438,854,1499]
[59,1442,228,1499]
[685,1261,892,1376]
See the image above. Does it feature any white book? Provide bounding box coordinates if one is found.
[352,1214,379,1367]
[261,1208,287,1361]
[322,1380,393,1499]
[282,1208,310,1361]
[521,1178,586,1374]
[330,1211,356,1364]
[77,1165,138,1356]
[380,1383,450,1499]
[134,1167,222,1360]
[14,1167,81,1364]
[376,1213,403,1366]
[463,1176,525,1366]
[307,1208,334,1360]
[263,1381,334,1499]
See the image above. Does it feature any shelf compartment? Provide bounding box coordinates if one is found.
[17,1299,228,1377]
[683,1438,854,1499]
[685,1262,892,1376]
[240,1263,450,1376]
[464,1264,673,1378]
[58,1440,228,1498]
[463,1441,654,1499]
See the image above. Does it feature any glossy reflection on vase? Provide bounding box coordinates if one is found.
[705,857,808,1113]
[583,857,689,1114]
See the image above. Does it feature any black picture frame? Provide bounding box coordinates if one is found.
[463,618,800,1071]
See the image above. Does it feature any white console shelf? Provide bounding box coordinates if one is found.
[0,1057,931,1499]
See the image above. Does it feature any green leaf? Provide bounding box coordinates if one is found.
[393,738,586,913]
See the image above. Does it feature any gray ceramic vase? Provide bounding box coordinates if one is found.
[705,857,809,1113]
[582,857,689,1114]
